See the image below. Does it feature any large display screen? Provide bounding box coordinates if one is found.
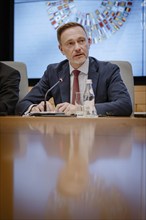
[14,0,146,79]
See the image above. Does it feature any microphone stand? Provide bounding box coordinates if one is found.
[44,78,63,111]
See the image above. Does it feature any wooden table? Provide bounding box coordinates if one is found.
[0,116,145,220]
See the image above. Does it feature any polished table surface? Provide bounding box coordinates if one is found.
[0,116,146,220]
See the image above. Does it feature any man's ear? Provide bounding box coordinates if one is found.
[58,45,64,55]
[88,37,92,46]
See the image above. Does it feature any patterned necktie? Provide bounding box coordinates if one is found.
[72,70,80,104]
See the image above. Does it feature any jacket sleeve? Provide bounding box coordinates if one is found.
[0,69,20,115]
[94,62,133,116]
[15,70,50,115]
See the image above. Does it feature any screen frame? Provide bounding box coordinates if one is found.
[1,0,146,86]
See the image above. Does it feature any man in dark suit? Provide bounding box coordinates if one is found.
[0,62,20,115]
[16,22,132,116]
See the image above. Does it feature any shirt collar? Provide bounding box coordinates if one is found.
[69,58,89,75]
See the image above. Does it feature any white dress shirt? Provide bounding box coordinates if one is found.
[69,58,89,102]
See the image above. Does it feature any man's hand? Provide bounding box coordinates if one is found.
[55,102,76,115]
[30,101,55,113]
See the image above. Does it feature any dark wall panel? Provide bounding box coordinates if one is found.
[0,0,14,61]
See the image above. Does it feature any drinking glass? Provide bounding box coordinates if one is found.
[75,92,84,117]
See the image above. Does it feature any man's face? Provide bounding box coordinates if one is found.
[59,26,91,69]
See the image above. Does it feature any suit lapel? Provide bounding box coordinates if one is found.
[88,58,100,95]
[57,58,100,103]
[58,64,70,102]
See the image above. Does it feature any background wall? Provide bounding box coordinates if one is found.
[0,0,14,61]
[1,0,146,85]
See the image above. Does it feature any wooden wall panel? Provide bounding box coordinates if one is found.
[134,86,146,112]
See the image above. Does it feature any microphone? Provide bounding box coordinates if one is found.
[44,78,63,111]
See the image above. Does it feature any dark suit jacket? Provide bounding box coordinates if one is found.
[0,62,20,115]
[16,57,132,116]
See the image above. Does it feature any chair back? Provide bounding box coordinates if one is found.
[110,61,134,110]
[2,61,29,101]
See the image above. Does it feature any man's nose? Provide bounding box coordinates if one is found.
[74,42,81,50]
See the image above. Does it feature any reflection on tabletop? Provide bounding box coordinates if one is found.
[0,117,145,220]
[45,123,132,220]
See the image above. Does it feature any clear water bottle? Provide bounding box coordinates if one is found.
[83,79,97,117]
